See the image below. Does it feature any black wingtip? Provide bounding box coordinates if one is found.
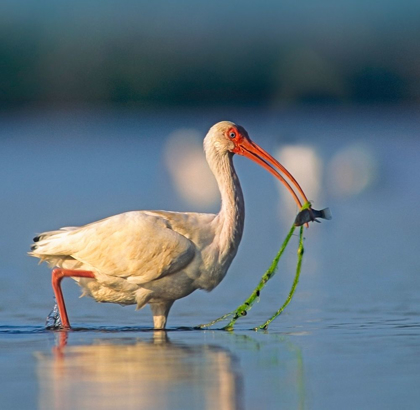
[33,235,40,242]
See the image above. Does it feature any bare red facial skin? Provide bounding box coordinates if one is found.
[227,126,248,154]
[227,127,241,145]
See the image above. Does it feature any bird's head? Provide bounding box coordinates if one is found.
[205,121,309,209]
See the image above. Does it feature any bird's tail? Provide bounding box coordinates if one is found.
[29,227,79,267]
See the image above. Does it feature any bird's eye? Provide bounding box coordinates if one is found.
[229,131,236,139]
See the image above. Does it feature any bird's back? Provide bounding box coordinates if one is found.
[30,210,218,284]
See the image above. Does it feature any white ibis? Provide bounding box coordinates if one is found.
[29,121,309,329]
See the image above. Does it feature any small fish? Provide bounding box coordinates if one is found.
[294,207,332,226]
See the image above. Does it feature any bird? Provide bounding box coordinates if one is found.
[29,121,309,329]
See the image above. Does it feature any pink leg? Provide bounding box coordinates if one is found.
[51,268,95,329]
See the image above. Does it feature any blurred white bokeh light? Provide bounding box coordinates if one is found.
[327,143,378,198]
[164,129,219,208]
[275,145,323,220]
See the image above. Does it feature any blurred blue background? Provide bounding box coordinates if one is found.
[1,0,420,108]
[1,2,420,410]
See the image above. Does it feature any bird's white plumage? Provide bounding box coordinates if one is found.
[30,120,308,329]
[30,121,248,327]
[30,210,228,304]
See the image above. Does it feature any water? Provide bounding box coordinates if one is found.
[1,106,419,409]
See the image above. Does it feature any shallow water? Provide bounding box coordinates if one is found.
[1,106,420,409]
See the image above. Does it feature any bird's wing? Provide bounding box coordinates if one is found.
[33,211,198,284]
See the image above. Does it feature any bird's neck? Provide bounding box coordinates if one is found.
[209,151,245,260]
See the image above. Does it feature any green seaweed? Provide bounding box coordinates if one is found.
[255,225,304,330]
[198,201,311,331]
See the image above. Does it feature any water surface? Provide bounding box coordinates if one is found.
[1,106,419,409]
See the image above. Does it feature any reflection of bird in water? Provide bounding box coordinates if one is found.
[36,332,244,410]
[30,121,308,329]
